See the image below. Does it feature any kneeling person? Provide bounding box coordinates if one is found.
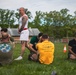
[28,33,43,61]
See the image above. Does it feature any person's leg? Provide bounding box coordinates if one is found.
[20,41,26,56]
[14,41,27,60]
[70,54,76,59]
[14,29,29,60]
[30,53,38,61]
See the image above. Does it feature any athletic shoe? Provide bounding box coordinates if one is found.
[14,56,23,60]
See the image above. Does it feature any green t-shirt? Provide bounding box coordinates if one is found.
[30,36,38,44]
[30,36,39,53]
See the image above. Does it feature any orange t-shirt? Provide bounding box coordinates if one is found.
[36,40,54,65]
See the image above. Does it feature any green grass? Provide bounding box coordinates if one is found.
[0,42,76,75]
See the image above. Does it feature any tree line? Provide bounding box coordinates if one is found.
[0,8,32,28]
[0,8,76,38]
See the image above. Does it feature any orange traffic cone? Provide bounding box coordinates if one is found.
[63,45,67,53]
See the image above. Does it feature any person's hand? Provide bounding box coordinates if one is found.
[36,51,39,55]
[74,54,76,57]
[38,36,42,42]
[18,30,20,34]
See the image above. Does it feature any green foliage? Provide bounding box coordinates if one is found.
[30,8,76,38]
[0,8,32,28]
[0,9,15,26]
[0,8,76,38]
[0,43,76,75]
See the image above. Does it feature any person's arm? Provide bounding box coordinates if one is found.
[19,16,28,32]
[8,34,14,42]
[29,44,37,53]
[38,36,42,43]
[36,43,39,55]
[68,46,76,56]
[10,37,14,42]
[0,35,2,39]
[0,36,2,43]
[9,34,15,48]
[18,25,20,34]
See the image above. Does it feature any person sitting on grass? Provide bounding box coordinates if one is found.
[0,28,15,65]
[68,33,76,60]
[31,34,55,65]
[0,28,15,48]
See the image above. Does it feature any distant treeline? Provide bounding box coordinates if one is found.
[0,8,76,38]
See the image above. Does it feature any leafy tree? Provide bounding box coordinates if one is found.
[0,8,15,28]
[32,8,76,38]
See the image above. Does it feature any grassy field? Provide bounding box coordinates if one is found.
[0,42,76,75]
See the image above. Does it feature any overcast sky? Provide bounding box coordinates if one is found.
[0,0,76,17]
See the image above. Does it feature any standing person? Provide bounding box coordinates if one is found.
[36,34,54,64]
[68,33,76,59]
[14,7,29,60]
[28,33,43,61]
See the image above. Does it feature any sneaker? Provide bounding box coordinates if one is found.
[14,56,23,60]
